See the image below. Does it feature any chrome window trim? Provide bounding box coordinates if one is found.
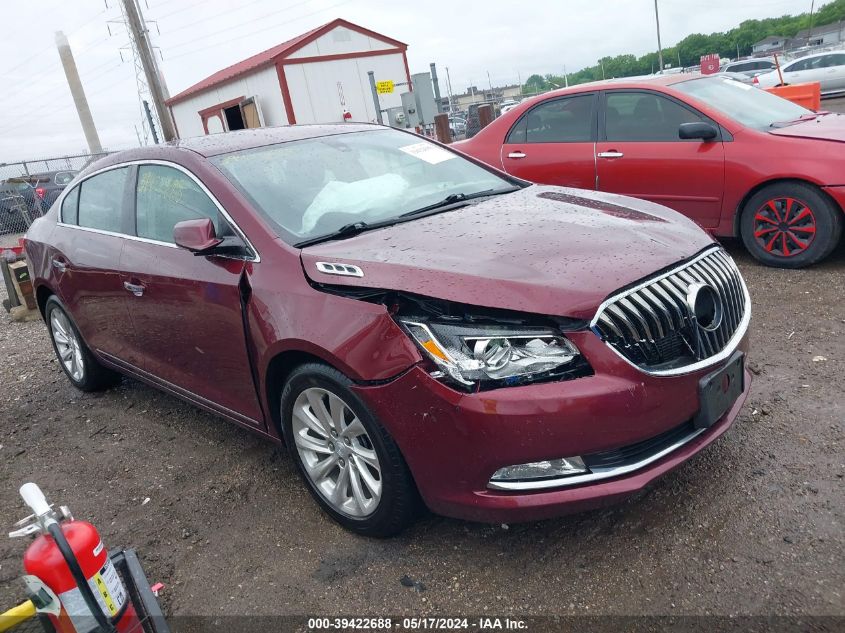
[56,158,261,262]
[488,426,706,491]
[589,245,751,377]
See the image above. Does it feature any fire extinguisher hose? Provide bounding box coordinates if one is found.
[0,600,36,633]
[46,522,116,633]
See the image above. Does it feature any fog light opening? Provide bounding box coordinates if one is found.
[491,456,588,482]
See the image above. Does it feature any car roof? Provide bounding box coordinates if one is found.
[531,73,703,100]
[170,123,382,157]
[74,124,391,178]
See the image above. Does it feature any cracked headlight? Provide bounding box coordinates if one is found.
[400,320,582,389]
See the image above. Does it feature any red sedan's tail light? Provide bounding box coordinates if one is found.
[35,187,46,199]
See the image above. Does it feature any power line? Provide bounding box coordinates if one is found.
[0,7,109,78]
[166,0,352,60]
[164,0,324,51]
[158,0,274,36]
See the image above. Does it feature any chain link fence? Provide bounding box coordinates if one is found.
[0,152,110,238]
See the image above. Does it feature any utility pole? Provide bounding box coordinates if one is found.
[143,100,160,144]
[807,0,816,45]
[486,70,494,101]
[366,71,383,125]
[445,66,455,113]
[121,0,176,141]
[654,0,665,73]
[55,31,102,153]
[430,63,443,113]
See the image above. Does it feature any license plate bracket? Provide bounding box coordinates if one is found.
[694,351,744,429]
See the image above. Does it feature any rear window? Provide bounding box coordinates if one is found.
[77,167,128,233]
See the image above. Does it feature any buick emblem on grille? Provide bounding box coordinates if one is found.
[686,283,723,332]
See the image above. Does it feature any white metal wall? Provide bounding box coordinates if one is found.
[284,53,406,124]
[170,65,287,138]
[287,26,394,59]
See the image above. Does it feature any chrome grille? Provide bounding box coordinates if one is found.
[591,248,750,375]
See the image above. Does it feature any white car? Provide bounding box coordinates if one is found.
[719,58,777,78]
[755,50,845,96]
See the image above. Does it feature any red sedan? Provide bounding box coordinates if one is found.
[456,74,845,268]
[25,125,750,535]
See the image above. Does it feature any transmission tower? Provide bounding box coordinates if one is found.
[107,0,163,145]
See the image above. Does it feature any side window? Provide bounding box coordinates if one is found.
[77,167,129,233]
[135,165,226,243]
[821,54,845,68]
[605,92,705,142]
[61,186,79,225]
[787,58,812,72]
[506,94,594,144]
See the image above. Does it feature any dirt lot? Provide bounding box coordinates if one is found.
[0,240,842,626]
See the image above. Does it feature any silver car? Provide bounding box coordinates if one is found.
[720,58,776,78]
[755,50,845,96]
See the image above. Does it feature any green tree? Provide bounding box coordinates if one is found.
[522,0,845,91]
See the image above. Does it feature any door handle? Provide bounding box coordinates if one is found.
[597,151,624,159]
[123,281,145,297]
[51,258,67,273]
[507,151,526,159]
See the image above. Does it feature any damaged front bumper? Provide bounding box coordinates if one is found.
[351,330,751,523]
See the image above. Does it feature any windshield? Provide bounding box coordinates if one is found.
[674,76,812,130]
[211,128,514,244]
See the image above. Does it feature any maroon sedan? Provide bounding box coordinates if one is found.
[25,125,751,536]
[456,74,845,268]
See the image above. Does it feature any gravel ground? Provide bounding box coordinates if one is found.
[824,96,845,113]
[0,240,842,623]
[0,239,843,629]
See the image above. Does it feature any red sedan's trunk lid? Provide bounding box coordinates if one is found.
[300,186,716,321]
[768,113,845,142]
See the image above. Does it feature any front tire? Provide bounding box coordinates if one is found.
[740,182,842,268]
[45,296,121,392]
[280,363,418,537]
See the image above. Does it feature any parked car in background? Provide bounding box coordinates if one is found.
[448,114,467,138]
[0,178,37,233]
[720,58,776,78]
[718,70,756,85]
[27,170,78,208]
[755,50,845,96]
[456,74,845,268]
[26,124,751,536]
[500,99,521,114]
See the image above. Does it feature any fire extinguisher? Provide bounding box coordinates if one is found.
[9,483,141,633]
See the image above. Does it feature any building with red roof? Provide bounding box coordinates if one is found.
[166,18,410,137]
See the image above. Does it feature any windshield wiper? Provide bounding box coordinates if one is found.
[295,221,379,247]
[400,187,519,218]
[770,112,826,128]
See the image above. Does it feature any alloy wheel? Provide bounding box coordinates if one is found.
[291,387,383,517]
[753,197,816,258]
[50,310,84,382]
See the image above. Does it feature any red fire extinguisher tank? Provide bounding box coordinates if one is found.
[24,520,138,633]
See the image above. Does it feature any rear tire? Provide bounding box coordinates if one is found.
[45,296,121,392]
[280,362,418,537]
[740,182,842,268]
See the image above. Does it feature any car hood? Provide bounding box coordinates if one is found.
[300,186,715,320]
[768,113,845,142]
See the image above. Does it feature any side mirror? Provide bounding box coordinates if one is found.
[679,122,718,141]
[173,218,223,253]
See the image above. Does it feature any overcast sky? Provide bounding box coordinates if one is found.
[0,0,806,162]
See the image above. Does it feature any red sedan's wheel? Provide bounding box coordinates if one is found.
[741,182,843,269]
[752,197,816,258]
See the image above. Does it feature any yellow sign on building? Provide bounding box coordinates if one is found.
[376,80,394,94]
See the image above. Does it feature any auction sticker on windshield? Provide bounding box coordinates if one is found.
[399,142,456,164]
